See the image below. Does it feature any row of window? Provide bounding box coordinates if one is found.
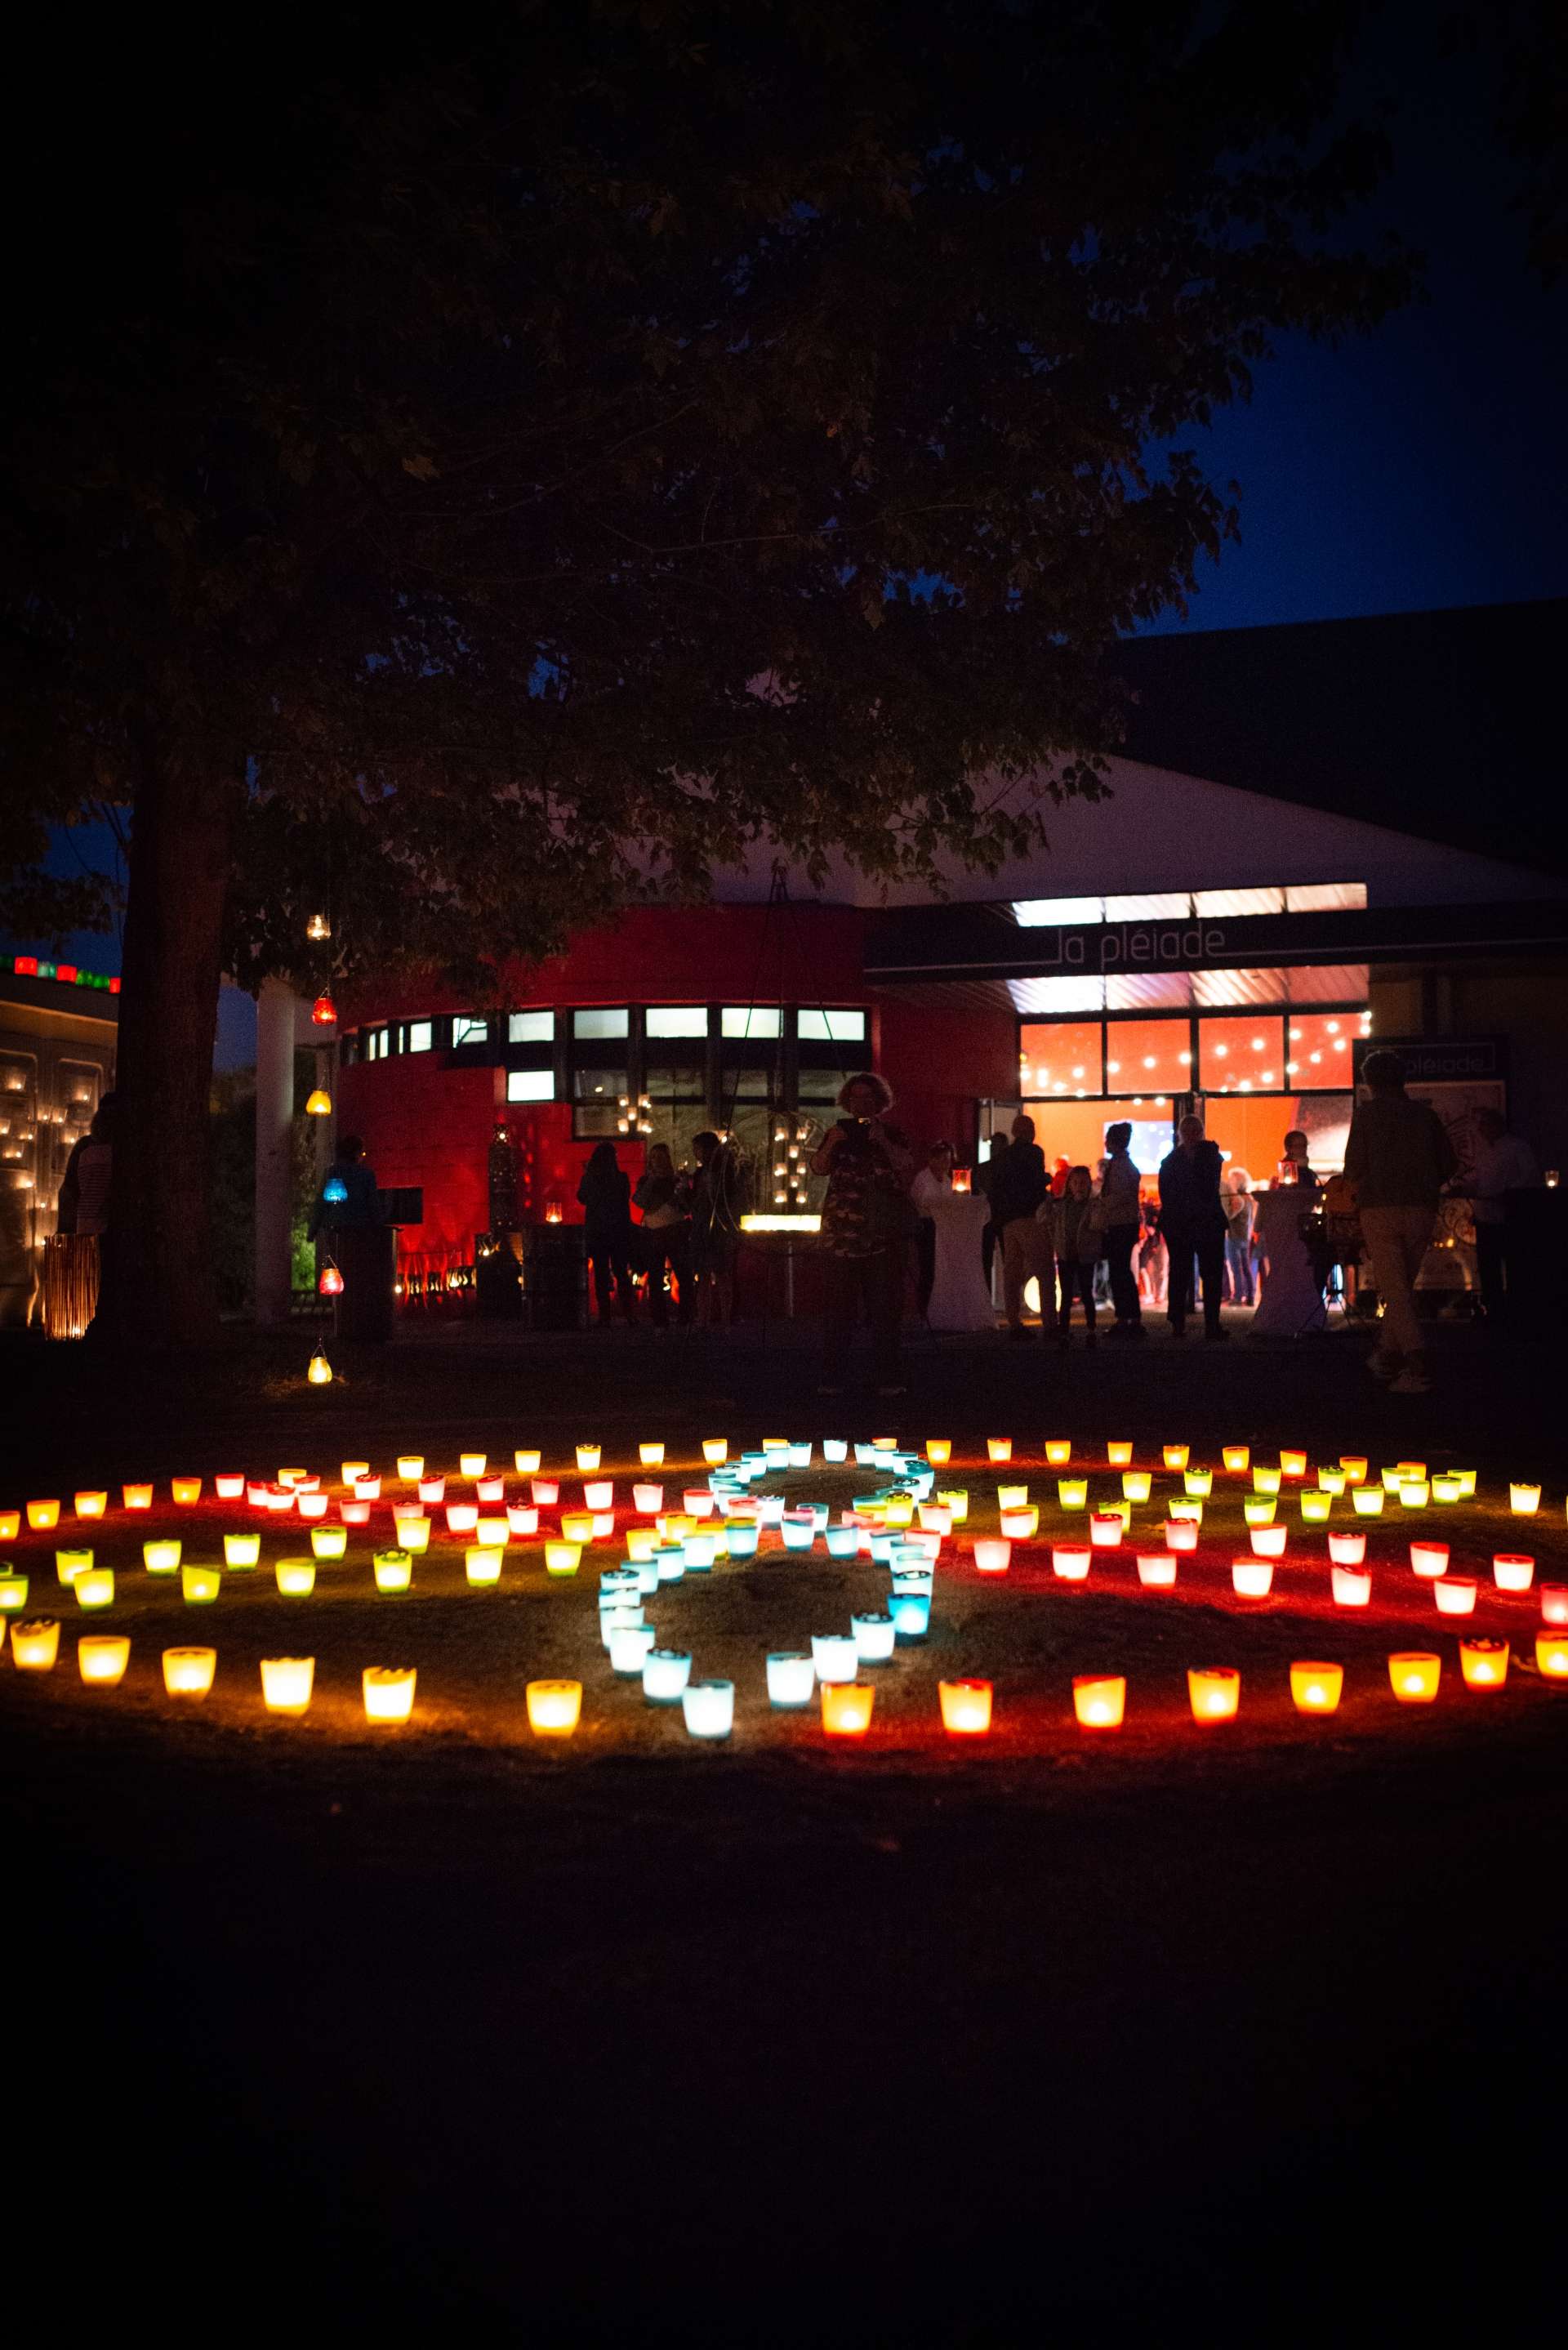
[1018,1007,1372,1099]
[1009,961,1370,1015]
[1011,882,1367,927]
[351,1003,867,1059]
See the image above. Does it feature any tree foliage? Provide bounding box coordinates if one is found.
[0,0,1413,1336]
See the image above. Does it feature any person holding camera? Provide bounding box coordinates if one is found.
[811,1071,915,1394]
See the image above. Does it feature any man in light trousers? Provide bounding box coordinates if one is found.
[1344,1052,1457,1396]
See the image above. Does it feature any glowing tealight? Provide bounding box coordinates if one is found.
[418,1478,446,1505]
[508,1505,541,1537]
[1163,1445,1189,1472]
[122,1483,153,1510]
[576,1444,602,1473]
[1252,1468,1281,1496]
[1058,1479,1088,1511]
[918,1501,952,1536]
[637,1444,665,1469]
[144,1539,181,1575]
[1459,1638,1508,1690]
[360,1665,416,1725]
[683,1679,735,1739]
[939,1678,993,1734]
[340,1501,372,1526]
[812,1634,859,1685]
[74,1569,114,1611]
[766,1653,815,1707]
[274,1558,316,1597]
[1121,1471,1152,1504]
[1328,1531,1367,1567]
[297,1492,329,1521]
[11,1619,60,1670]
[214,1475,245,1501]
[1223,1446,1250,1473]
[583,1479,613,1512]
[1404,1541,1446,1579]
[1316,1467,1346,1496]
[1398,1482,1430,1509]
[1250,1524,1287,1559]
[1137,1552,1176,1588]
[260,1657,314,1714]
[475,1478,505,1505]
[1089,1514,1123,1549]
[1072,1675,1125,1730]
[999,1508,1039,1539]
[464,1546,503,1586]
[446,1503,479,1536]
[1299,1491,1332,1524]
[1188,1667,1240,1722]
[56,1549,93,1584]
[545,1541,582,1576]
[1510,1483,1542,1515]
[890,1592,931,1639]
[925,1440,952,1466]
[25,1500,61,1532]
[1164,1520,1199,1554]
[1244,1498,1277,1527]
[1454,1470,1477,1498]
[531,1478,560,1506]
[307,1354,333,1385]
[1330,1566,1371,1608]
[1396,1460,1426,1483]
[996,1483,1028,1511]
[0,1576,28,1612]
[393,1513,430,1552]
[1388,1652,1441,1702]
[1232,1559,1273,1599]
[1103,1441,1132,1469]
[1052,1545,1091,1581]
[822,1681,875,1736]
[1183,1469,1213,1500]
[1352,1488,1385,1518]
[972,1538,1011,1574]
[1494,1553,1535,1593]
[77,1634,129,1687]
[1339,1456,1367,1487]
[72,1492,106,1520]
[987,1438,1013,1464]
[163,1646,216,1698]
[1541,1585,1568,1625]
[1045,1440,1072,1466]
[1433,1577,1477,1616]
[1431,1475,1462,1504]
[1535,1633,1568,1679]
[1280,1451,1307,1479]
[643,1648,692,1704]
[608,1621,656,1675]
[459,1452,487,1479]
[372,1550,412,1594]
[397,1456,425,1482]
[171,1477,202,1507]
[1290,1661,1343,1715]
[526,1679,581,1736]
[181,1566,221,1605]
[341,1462,370,1487]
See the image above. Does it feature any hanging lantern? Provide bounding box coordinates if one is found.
[305,913,331,943]
[307,1353,333,1386]
[310,992,337,1027]
[318,1264,345,1297]
[305,1088,332,1117]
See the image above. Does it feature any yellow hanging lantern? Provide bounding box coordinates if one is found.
[305,1088,332,1117]
[307,1353,333,1386]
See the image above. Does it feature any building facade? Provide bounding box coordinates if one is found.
[0,956,119,1327]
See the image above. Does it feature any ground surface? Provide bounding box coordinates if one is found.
[5,1310,1566,2339]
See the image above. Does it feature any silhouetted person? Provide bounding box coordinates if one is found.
[577,1140,636,1323]
[1344,1051,1456,1394]
[1159,1114,1227,1341]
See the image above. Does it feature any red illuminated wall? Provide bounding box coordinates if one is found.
[872,994,1017,1165]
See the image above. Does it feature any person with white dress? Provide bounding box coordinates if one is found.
[914,1155,996,1333]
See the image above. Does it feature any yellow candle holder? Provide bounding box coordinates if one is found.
[26,1500,61,1532]
[172,1477,203,1506]
[938,1679,993,1736]
[996,1484,1029,1511]
[987,1438,1013,1465]
[1243,1497,1277,1527]
[1044,1441,1072,1466]
[1454,1470,1477,1498]
[56,1549,94,1584]
[883,1498,915,1528]
[1183,1469,1213,1499]
[466,1546,504,1585]
[702,1438,728,1466]
[1222,1446,1250,1473]
[1122,1472,1152,1504]
[143,1539,182,1574]
[260,1657,314,1714]
[275,1559,317,1597]
[1163,1445,1189,1471]
[1510,1483,1542,1516]
[938,1490,970,1523]
[459,1451,488,1479]
[1290,1661,1343,1715]
[476,1515,510,1547]
[1535,1634,1568,1679]
[1072,1675,1126,1729]
[181,1565,221,1606]
[1396,1459,1427,1482]
[122,1483,154,1510]
[1459,1638,1508,1691]
[1188,1667,1240,1723]
[575,1444,602,1473]
[1280,1451,1307,1479]
[72,1492,106,1520]
[313,1525,350,1559]
[74,1569,114,1611]
[163,1646,216,1698]
[0,1576,29,1611]
[527,1679,581,1736]
[546,1541,582,1576]
[224,1532,261,1568]
[1316,1467,1347,1496]
[1379,1468,1403,1493]
[1388,1652,1441,1704]
[1339,1456,1368,1486]
[340,1462,371,1487]
[390,1514,429,1554]
[397,1455,425,1482]
[11,1618,60,1670]
[1169,1499,1204,1525]
[1106,1443,1134,1468]
[78,1634,131,1687]
[1252,1467,1281,1496]
[1058,1478,1088,1510]
[1352,1488,1385,1518]
[560,1510,595,1543]
[515,1448,544,1474]
[1299,1492,1332,1524]
[1398,1481,1431,1509]
[626,1526,657,1563]
[363,1666,416,1723]
[1431,1474,1463,1504]
[925,1439,952,1466]
[372,1550,412,1594]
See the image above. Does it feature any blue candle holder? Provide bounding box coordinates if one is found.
[642,1649,692,1704]
[890,1592,931,1639]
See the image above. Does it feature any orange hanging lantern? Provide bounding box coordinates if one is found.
[318,1264,345,1297]
[311,992,337,1027]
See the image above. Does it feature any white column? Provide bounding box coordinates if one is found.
[255,976,297,1325]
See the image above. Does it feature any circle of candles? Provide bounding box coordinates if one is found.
[1164,1519,1199,1554]
[1290,1661,1343,1714]
[1409,1541,1448,1577]
[56,1549,93,1584]
[163,1646,217,1698]
[144,1539,181,1575]
[1232,1558,1273,1599]
[766,1653,815,1706]
[73,1492,107,1520]
[1052,1545,1091,1581]
[1352,1488,1385,1518]
[181,1565,221,1605]
[1089,1514,1123,1550]
[972,1538,1011,1574]
[1509,1483,1541,1515]
[1223,1445,1250,1473]
[260,1657,314,1714]
[643,1648,692,1704]
[275,1558,317,1596]
[1459,1637,1508,1690]
[1071,1674,1125,1730]
[223,1533,261,1569]
[822,1680,875,1736]
[1535,1634,1568,1679]
[1250,1524,1287,1559]
[171,1477,202,1506]
[372,1550,412,1594]
[11,1618,60,1670]
[465,1546,504,1585]
[74,1569,114,1611]
[1244,1498,1277,1527]
[682,1679,735,1738]
[363,1667,416,1723]
[526,1679,582,1735]
[1328,1531,1367,1567]
[1541,1585,1568,1625]
[1136,1553,1176,1588]
[1494,1554,1535,1593]
[1122,1471,1152,1503]
[78,1634,130,1686]
[26,1500,61,1532]
[1331,1565,1372,1608]
[1045,1440,1072,1466]
[1388,1651,1441,1703]
[1434,1576,1477,1616]
[0,1576,29,1612]
[939,1678,993,1734]
[1188,1667,1240,1722]
[314,1524,350,1558]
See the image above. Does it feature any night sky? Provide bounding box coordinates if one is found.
[10,15,1564,1050]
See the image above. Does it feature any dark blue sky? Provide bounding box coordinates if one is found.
[10,18,1564,1054]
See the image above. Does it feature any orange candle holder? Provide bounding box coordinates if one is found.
[1339,1457,1368,1487]
[25,1500,61,1532]
[1163,1444,1189,1472]
[987,1438,1013,1465]
[1459,1638,1508,1691]
[1188,1667,1240,1723]
[1535,1633,1568,1679]
[925,1440,952,1466]
[71,1493,106,1521]
[1280,1450,1308,1479]
[1044,1440,1072,1466]
[938,1679,993,1735]
[1106,1442,1134,1468]
[171,1478,202,1507]
[1222,1446,1250,1473]
[822,1681,875,1737]
[1072,1674,1126,1730]
[122,1484,153,1510]
[1290,1661,1343,1715]
[526,1679,581,1736]
[1388,1652,1441,1703]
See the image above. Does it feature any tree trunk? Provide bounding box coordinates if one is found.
[99,731,234,1349]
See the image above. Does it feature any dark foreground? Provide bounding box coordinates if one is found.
[7,1313,1566,2339]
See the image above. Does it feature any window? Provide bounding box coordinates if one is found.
[1104,893,1192,921]
[1018,1021,1103,1098]
[573,1008,628,1040]
[797,1008,866,1042]
[721,1006,782,1038]
[509,1010,554,1044]
[1194,966,1290,1007]
[1192,887,1285,918]
[646,1006,708,1039]
[572,1067,627,1135]
[1009,975,1106,1014]
[1285,963,1369,1004]
[452,1016,491,1047]
[366,1028,388,1060]
[1287,1010,1367,1085]
[1105,1019,1191,1096]
[1198,1016,1285,1092]
[1107,971,1193,1010]
[407,1020,433,1053]
[1285,882,1366,912]
[506,1070,555,1103]
[1012,895,1105,927]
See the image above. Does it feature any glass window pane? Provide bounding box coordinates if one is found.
[573,1008,628,1040]
[1192,887,1285,918]
[721,1006,782,1039]
[1018,1022,1103,1099]
[1285,882,1366,912]
[646,1006,709,1039]
[1105,1019,1192,1096]
[407,1020,433,1053]
[796,1008,866,1042]
[506,1070,555,1103]
[509,1010,554,1043]
[796,1067,847,1107]
[452,1016,491,1047]
[644,1061,707,1107]
[573,1067,626,1108]
[1009,975,1106,1014]
[1012,896,1102,926]
[1104,893,1192,921]
[1285,963,1369,1004]
[1106,970,1192,1010]
[1286,1009,1368,1085]
[1194,967,1290,1007]
[1199,1015,1285,1093]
